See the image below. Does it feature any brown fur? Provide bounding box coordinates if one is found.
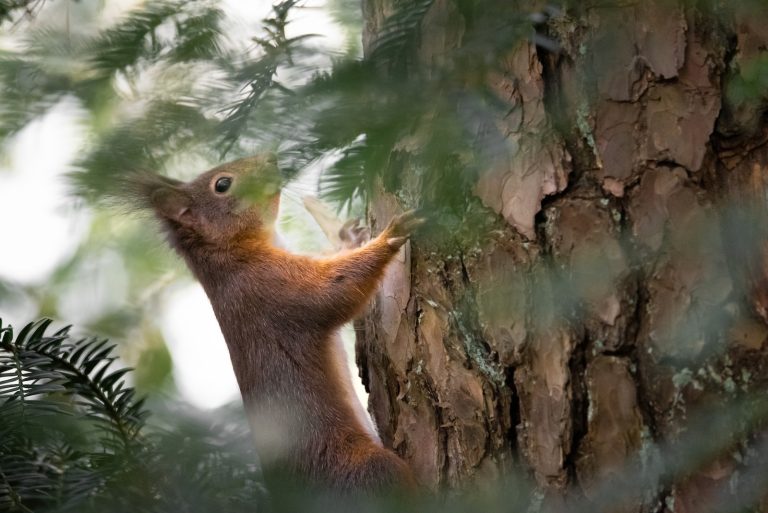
[136,155,417,493]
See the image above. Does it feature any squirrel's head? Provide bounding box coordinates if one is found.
[130,154,282,255]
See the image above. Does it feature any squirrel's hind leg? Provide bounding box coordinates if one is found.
[344,447,417,494]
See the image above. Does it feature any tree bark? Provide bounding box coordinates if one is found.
[357,1,768,511]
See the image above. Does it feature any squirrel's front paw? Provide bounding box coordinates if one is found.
[384,209,425,250]
[339,218,371,250]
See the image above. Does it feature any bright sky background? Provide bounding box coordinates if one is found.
[0,0,365,410]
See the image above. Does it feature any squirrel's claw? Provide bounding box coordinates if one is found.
[385,209,425,250]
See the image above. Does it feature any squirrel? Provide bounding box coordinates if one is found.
[128,154,420,493]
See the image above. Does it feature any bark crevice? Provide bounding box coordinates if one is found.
[359,2,768,509]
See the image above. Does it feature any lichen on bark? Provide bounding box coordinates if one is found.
[356,1,768,510]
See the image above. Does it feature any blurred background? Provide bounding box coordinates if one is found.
[2,0,768,512]
[0,0,355,410]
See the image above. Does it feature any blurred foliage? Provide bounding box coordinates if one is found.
[325,0,362,56]
[0,318,263,513]
[0,0,44,26]
[0,0,484,361]
[3,0,768,511]
[729,55,768,101]
[2,0,763,246]
[2,317,768,512]
[2,0,533,234]
[0,317,145,512]
[2,0,767,222]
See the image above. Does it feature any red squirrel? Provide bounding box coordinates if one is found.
[129,154,419,493]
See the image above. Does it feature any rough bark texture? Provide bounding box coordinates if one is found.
[357,1,768,511]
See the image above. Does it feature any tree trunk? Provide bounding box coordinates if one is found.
[357,1,768,511]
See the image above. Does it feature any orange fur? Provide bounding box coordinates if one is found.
[137,155,417,493]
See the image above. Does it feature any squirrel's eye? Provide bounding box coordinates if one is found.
[214,176,232,194]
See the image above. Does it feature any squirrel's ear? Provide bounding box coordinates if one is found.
[151,188,195,226]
